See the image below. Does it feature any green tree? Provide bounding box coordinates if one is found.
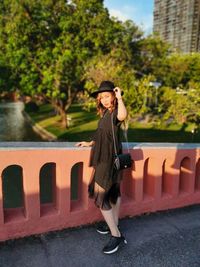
[0,0,123,127]
[158,85,200,125]
[133,35,170,78]
[158,53,200,88]
[0,56,13,93]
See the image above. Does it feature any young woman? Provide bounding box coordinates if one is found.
[75,81,128,254]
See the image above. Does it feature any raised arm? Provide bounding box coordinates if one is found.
[114,87,127,121]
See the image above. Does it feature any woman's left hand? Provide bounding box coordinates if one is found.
[113,87,123,99]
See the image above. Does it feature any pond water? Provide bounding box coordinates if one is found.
[0,102,43,141]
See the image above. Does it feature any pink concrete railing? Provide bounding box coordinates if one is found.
[0,142,200,241]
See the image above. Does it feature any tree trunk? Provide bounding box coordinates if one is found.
[60,108,68,128]
[51,99,68,128]
[57,103,68,128]
[50,86,79,128]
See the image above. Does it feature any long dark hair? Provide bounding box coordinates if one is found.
[96,91,117,117]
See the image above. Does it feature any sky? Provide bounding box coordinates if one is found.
[104,0,154,35]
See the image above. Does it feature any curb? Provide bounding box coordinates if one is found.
[22,111,57,141]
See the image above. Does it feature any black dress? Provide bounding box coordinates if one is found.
[89,108,123,210]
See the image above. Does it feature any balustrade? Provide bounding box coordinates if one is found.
[0,142,199,241]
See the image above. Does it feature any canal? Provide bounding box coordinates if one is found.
[0,101,43,141]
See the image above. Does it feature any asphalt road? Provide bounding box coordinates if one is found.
[0,204,200,267]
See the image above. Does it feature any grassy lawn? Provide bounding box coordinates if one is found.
[27,103,200,143]
[28,103,99,141]
[127,121,200,143]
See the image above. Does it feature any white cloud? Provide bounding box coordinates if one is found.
[109,9,130,21]
[108,5,137,22]
[106,4,153,35]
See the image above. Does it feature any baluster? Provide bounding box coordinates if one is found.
[23,165,40,220]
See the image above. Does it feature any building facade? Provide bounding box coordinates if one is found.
[153,0,200,53]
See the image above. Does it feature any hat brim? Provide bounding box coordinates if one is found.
[90,89,124,98]
[90,88,114,98]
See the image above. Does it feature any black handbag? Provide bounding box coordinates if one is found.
[114,153,132,171]
[111,113,132,171]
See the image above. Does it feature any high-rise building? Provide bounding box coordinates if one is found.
[153,0,200,53]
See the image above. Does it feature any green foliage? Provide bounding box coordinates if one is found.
[0,0,199,130]
[0,0,128,126]
[158,86,200,125]
[133,35,171,77]
[155,53,200,88]
[0,58,14,91]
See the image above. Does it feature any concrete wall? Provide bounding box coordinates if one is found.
[0,142,200,241]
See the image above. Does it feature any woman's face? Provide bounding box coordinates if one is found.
[98,91,114,109]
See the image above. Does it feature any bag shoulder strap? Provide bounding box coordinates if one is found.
[111,112,129,155]
[111,112,117,156]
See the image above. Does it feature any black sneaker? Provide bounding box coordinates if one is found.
[96,223,120,235]
[96,223,110,234]
[102,235,127,254]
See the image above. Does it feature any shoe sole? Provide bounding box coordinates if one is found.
[103,246,119,254]
[96,229,110,235]
[96,225,120,235]
[103,239,127,254]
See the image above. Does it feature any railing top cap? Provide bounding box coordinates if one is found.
[0,142,199,150]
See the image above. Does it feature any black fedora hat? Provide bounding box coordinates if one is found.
[90,81,115,98]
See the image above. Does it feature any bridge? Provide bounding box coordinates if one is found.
[0,142,200,241]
